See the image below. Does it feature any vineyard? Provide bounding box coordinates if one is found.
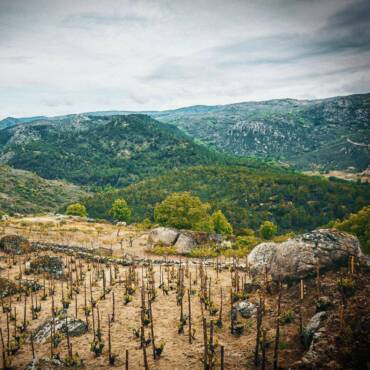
[0,216,369,369]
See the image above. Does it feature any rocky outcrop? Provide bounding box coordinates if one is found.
[292,312,328,368]
[0,235,31,254]
[148,227,179,246]
[247,229,363,281]
[148,227,230,254]
[234,301,257,319]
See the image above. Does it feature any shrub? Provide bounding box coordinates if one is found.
[66,203,87,217]
[259,221,278,240]
[109,198,131,223]
[211,210,233,235]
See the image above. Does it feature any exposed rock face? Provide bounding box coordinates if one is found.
[33,316,88,344]
[148,227,179,246]
[0,235,30,254]
[28,255,64,278]
[174,233,196,254]
[247,229,362,281]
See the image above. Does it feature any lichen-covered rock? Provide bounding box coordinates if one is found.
[28,255,64,278]
[234,300,257,319]
[33,316,88,344]
[294,312,328,367]
[174,233,196,254]
[0,234,30,255]
[148,227,179,246]
[247,229,362,281]
[303,311,327,346]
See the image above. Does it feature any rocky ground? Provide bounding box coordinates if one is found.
[0,216,369,369]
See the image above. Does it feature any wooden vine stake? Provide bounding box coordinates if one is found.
[188,288,192,344]
[220,345,225,370]
[299,279,304,335]
[273,283,282,370]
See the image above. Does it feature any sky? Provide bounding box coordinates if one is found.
[0,0,369,118]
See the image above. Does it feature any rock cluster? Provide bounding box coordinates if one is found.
[247,229,363,281]
[147,227,228,254]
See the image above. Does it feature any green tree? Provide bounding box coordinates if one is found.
[259,221,277,240]
[154,192,212,231]
[211,210,233,235]
[109,198,132,223]
[66,203,87,217]
[331,206,370,254]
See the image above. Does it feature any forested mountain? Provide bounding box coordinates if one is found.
[0,165,87,215]
[84,165,370,234]
[0,114,237,187]
[153,94,370,171]
[1,93,369,172]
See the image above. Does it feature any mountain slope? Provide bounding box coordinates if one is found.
[0,165,88,215]
[0,114,237,187]
[152,94,370,171]
[84,165,370,233]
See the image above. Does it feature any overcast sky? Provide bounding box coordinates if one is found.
[0,0,369,118]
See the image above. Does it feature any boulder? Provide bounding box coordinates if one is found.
[174,233,196,254]
[0,235,31,255]
[148,227,179,246]
[234,300,257,319]
[25,358,67,370]
[28,255,64,278]
[33,316,88,344]
[247,229,362,281]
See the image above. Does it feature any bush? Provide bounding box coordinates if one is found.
[152,245,177,256]
[188,246,218,258]
[109,198,131,223]
[259,221,277,240]
[66,203,87,217]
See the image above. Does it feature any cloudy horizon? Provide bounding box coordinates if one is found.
[0,0,369,119]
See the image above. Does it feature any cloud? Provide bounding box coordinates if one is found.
[0,0,369,118]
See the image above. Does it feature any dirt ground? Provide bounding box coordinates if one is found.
[0,216,369,370]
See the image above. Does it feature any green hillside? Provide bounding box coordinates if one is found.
[84,165,370,234]
[0,114,239,187]
[0,165,88,215]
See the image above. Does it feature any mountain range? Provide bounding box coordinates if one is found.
[1,93,369,172]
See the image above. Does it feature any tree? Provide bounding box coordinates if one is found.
[154,192,212,231]
[259,221,277,240]
[109,198,131,223]
[66,203,87,217]
[331,206,370,254]
[211,210,233,235]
